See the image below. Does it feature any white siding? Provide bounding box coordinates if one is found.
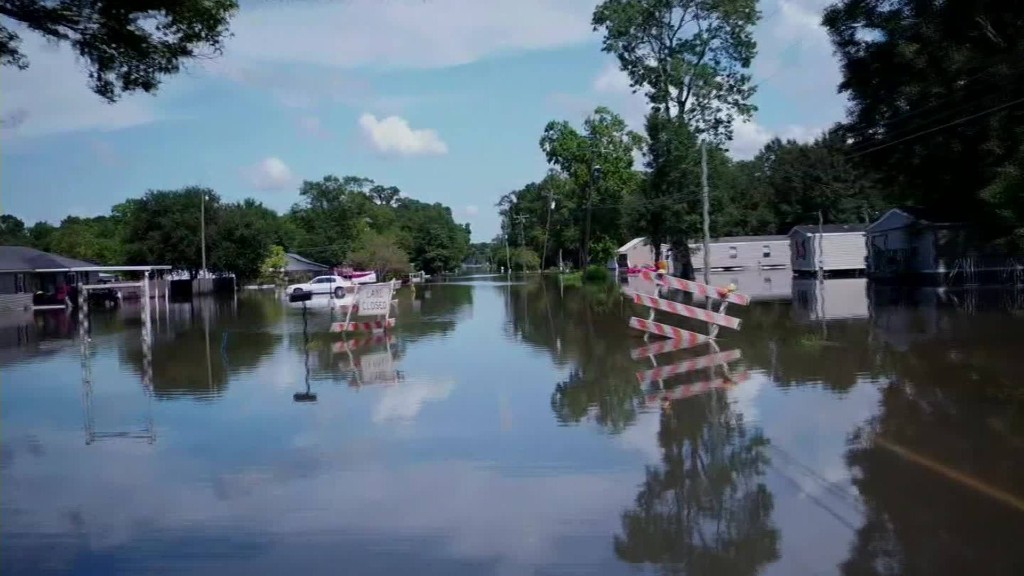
[822,233,867,271]
[793,231,866,272]
[691,240,790,270]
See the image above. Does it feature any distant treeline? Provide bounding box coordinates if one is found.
[0,175,471,280]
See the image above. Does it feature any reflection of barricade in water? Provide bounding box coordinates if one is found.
[334,333,403,387]
[78,275,157,444]
[625,270,749,402]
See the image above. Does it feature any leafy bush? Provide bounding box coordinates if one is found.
[582,265,610,283]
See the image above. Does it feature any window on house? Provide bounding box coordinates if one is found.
[729,246,738,259]
[763,245,771,258]
[14,273,26,293]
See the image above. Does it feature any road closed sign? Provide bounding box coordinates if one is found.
[356,283,394,317]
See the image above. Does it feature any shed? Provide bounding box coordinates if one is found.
[789,224,868,275]
[864,208,980,284]
[0,246,100,312]
[616,238,671,271]
[690,235,790,271]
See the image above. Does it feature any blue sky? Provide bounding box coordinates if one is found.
[1,0,843,241]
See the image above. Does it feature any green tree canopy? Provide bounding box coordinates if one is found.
[593,0,760,143]
[822,0,1024,244]
[0,0,238,102]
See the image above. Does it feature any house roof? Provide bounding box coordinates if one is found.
[703,235,789,244]
[789,223,868,235]
[617,237,671,253]
[0,246,98,272]
[866,207,963,233]
[285,252,329,272]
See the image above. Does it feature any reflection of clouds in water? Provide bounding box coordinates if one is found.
[3,428,634,568]
[614,408,662,463]
[728,370,766,425]
[372,377,455,423]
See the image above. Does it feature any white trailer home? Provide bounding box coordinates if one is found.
[689,235,790,271]
[616,238,671,270]
[789,224,868,276]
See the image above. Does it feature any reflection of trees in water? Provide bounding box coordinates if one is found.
[615,393,779,575]
[841,309,1024,575]
[505,279,641,432]
[727,303,883,394]
[121,295,283,399]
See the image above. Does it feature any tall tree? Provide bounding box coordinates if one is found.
[0,214,28,245]
[287,175,376,265]
[209,199,279,282]
[121,187,219,275]
[0,0,238,102]
[540,106,643,265]
[592,0,760,143]
[26,221,56,251]
[823,0,1024,240]
[49,215,124,264]
[631,112,702,264]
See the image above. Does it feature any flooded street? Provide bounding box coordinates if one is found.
[3,275,1024,575]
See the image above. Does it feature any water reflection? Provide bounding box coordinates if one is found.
[613,389,779,575]
[3,277,1024,575]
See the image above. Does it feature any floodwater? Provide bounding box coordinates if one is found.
[2,274,1024,575]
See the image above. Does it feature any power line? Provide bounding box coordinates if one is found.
[849,94,1024,158]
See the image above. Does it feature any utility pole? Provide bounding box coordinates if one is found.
[583,164,601,268]
[542,192,555,270]
[700,142,711,287]
[817,209,824,282]
[200,190,207,276]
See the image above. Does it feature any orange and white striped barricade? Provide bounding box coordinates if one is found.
[330,282,396,333]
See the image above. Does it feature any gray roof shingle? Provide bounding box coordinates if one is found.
[0,246,98,272]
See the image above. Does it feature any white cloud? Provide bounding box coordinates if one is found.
[464,205,479,216]
[358,113,449,157]
[729,120,823,159]
[0,40,158,140]
[242,157,296,191]
[593,63,632,95]
[225,0,595,70]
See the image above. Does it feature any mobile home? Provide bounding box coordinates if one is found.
[690,235,790,271]
[789,224,868,276]
[616,238,671,270]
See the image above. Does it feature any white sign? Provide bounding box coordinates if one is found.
[356,282,394,317]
